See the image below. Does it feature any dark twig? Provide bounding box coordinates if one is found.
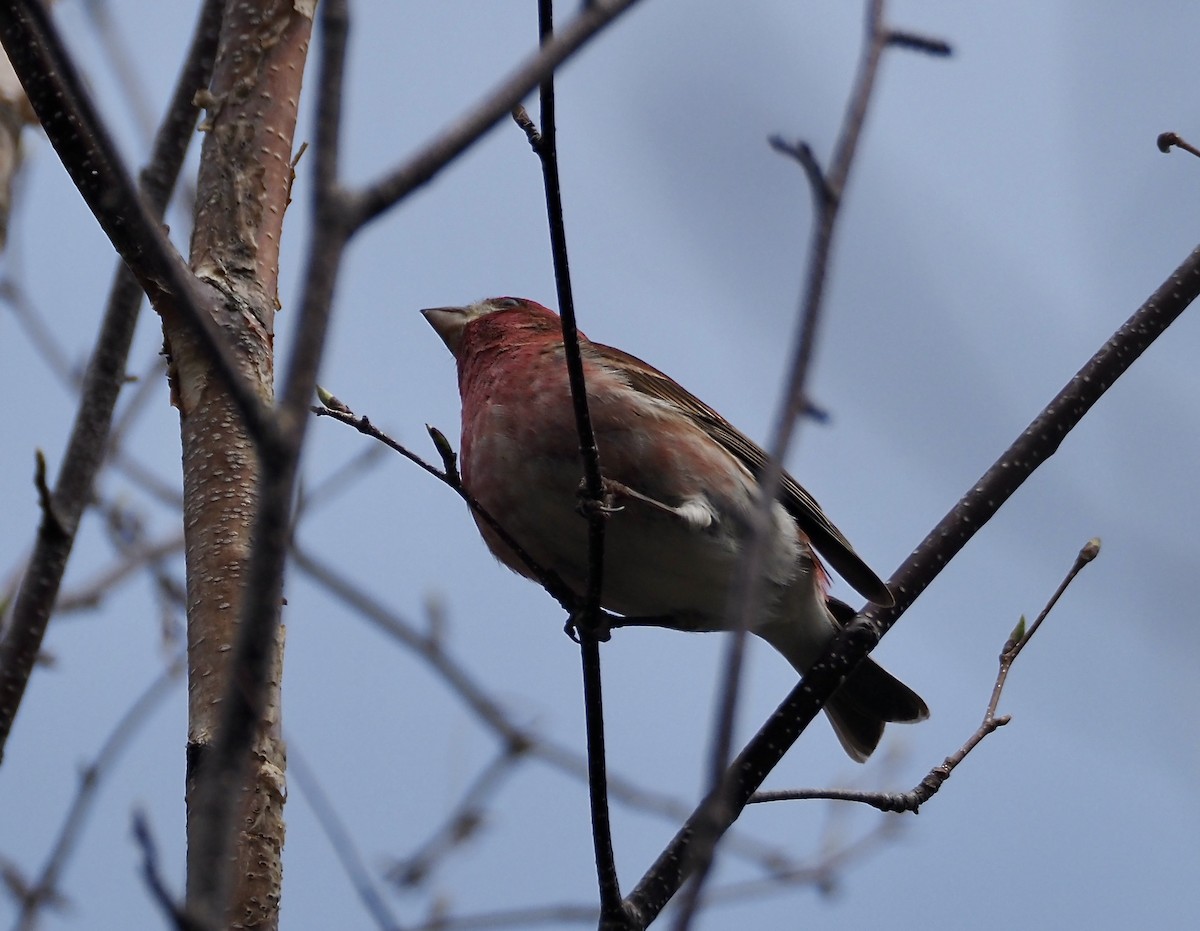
[751,540,1101,811]
[0,0,225,763]
[133,813,202,931]
[527,4,609,620]
[312,401,586,618]
[885,30,953,56]
[524,0,622,919]
[31,451,64,537]
[626,245,1200,924]
[768,138,829,206]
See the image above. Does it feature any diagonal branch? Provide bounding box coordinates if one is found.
[0,0,224,763]
[625,242,1200,925]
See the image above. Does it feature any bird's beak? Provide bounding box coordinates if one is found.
[421,305,470,354]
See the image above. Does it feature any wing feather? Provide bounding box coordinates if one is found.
[590,340,894,605]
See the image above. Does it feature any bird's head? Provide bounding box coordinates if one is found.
[421,297,564,356]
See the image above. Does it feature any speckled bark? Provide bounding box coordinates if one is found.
[175,2,311,928]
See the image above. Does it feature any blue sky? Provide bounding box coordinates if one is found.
[1,2,1197,928]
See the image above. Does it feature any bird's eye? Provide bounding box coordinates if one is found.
[493,297,521,309]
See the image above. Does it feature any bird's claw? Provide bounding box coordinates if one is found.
[564,608,613,643]
[575,478,624,518]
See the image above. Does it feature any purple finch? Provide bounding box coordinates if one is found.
[423,297,927,761]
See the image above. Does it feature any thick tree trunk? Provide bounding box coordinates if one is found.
[174,2,312,926]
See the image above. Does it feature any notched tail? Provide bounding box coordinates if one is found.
[826,657,930,762]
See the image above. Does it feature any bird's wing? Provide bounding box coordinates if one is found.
[591,340,894,606]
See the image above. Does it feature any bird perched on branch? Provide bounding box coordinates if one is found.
[423,296,927,761]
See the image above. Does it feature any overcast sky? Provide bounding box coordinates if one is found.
[2,2,1197,929]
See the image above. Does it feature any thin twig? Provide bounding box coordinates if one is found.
[53,536,185,615]
[752,540,1101,811]
[526,0,622,919]
[885,30,953,56]
[132,813,202,931]
[987,538,1100,715]
[528,1,610,634]
[312,401,586,618]
[386,748,524,889]
[293,444,387,522]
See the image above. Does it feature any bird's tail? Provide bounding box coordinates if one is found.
[823,656,929,762]
[756,596,929,763]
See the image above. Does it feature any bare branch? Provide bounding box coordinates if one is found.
[752,540,1101,811]
[289,543,805,878]
[53,535,185,615]
[386,748,523,890]
[521,0,621,917]
[0,0,225,762]
[313,400,593,621]
[133,813,202,931]
[345,0,645,230]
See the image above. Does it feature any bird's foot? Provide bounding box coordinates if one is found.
[564,607,615,643]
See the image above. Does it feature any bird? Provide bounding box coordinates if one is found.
[422,296,927,761]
